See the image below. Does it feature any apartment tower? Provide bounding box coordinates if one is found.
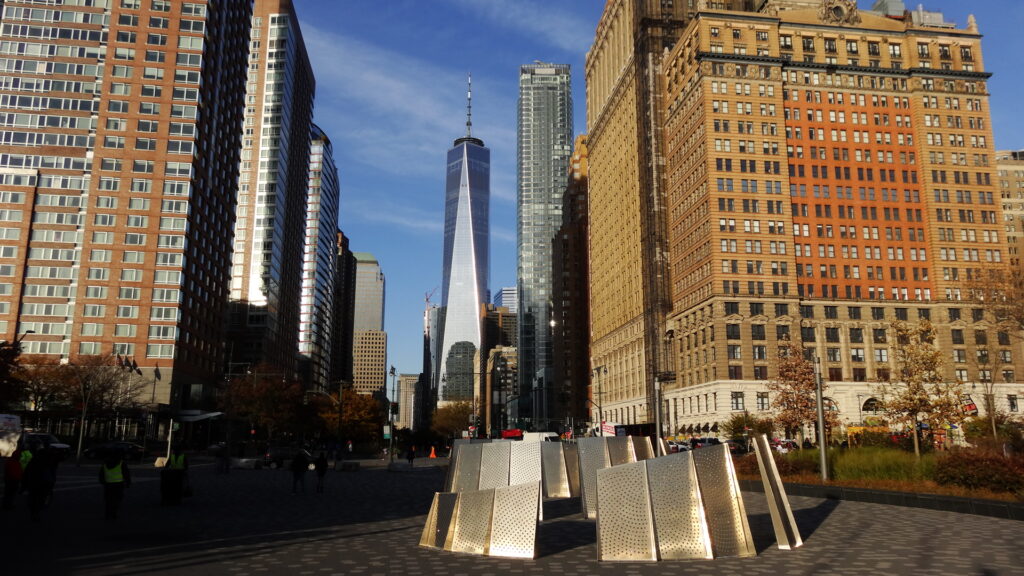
[516,62,572,430]
[0,0,251,408]
[438,78,489,404]
[228,0,315,379]
[297,124,339,392]
[656,1,1022,434]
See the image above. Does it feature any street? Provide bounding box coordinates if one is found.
[1,457,1021,575]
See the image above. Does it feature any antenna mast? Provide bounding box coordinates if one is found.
[466,73,472,138]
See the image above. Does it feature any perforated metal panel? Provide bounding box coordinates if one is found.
[444,444,461,492]
[656,438,669,457]
[633,436,654,461]
[596,461,656,562]
[646,452,713,560]
[577,437,609,519]
[509,440,542,486]
[453,443,483,493]
[541,442,570,499]
[419,492,460,550]
[563,442,581,497]
[479,442,511,491]
[754,434,803,550]
[489,481,539,558]
[606,436,634,466]
[450,488,495,555]
[691,444,755,558]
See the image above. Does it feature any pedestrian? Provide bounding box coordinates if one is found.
[314,452,328,494]
[407,445,416,468]
[161,445,188,505]
[99,452,131,521]
[23,443,56,521]
[2,444,26,510]
[290,451,309,494]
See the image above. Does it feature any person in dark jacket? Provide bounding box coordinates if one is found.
[23,444,57,521]
[290,451,309,494]
[99,452,131,520]
[2,445,26,510]
[161,445,188,505]
[314,452,328,493]
[407,445,416,468]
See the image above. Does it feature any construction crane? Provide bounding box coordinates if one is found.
[425,286,439,306]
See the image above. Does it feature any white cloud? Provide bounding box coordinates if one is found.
[447,0,594,54]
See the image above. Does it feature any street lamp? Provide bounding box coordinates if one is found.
[592,366,607,436]
[388,366,397,463]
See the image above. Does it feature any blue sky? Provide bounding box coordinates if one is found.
[296,1,1024,383]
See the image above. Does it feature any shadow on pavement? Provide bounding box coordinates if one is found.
[536,518,596,558]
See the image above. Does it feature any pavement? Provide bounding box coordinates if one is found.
[1,455,1021,575]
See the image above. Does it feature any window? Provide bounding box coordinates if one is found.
[726,324,741,339]
[751,324,766,340]
[728,345,742,359]
[724,301,740,315]
[951,329,964,344]
[800,326,815,342]
[848,306,861,320]
[750,302,764,316]
[873,329,887,343]
[756,392,769,411]
[731,392,745,410]
[851,348,865,362]
[728,366,743,380]
[1009,395,1019,413]
[775,303,789,317]
[871,307,885,320]
[824,306,838,319]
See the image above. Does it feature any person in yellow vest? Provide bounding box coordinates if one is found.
[161,445,188,505]
[98,452,131,520]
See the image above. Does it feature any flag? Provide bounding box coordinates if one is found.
[154,364,162,381]
[131,359,141,375]
[116,353,124,368]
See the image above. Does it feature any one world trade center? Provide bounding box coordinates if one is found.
[438,76,489,404]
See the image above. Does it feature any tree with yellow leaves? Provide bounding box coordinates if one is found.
[768,338,840,444]
[874,320,965,458]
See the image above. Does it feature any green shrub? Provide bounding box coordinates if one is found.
[832,447,934,482]
[934,451,1024,493]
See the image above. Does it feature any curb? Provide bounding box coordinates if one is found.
[739,478,1024,521]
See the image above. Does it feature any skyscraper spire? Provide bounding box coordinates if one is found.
[466,73,473,138]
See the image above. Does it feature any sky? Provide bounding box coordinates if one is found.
[295,0,1024,385]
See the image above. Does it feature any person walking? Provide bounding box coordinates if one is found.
[314,452,328,494]
[290,451,309,494]
[2,444,26,510]
[161,445,188,505]
[23,443,57,521]
[99,452,131,521]
[406,445,416,468]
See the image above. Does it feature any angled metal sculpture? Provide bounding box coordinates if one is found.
[452,442,484,492]
[577,436,610,519]
[563,442,581,497]
[646,451,713,560]
[450,488,495,555]
[489,481,541,558]
[541,441,571,499]
[691,444,756,558]
[633,436,655,461]
[606,435,635,466]
[596,461,657,561]
[655,437,669,457]
[419,492,460,549]
[753,434,803,549]
[478,441,512,490]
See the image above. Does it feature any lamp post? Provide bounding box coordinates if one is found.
[592,366,607,436]
[654,376,663,450]
[388,366,397,463]
[812,356,830,482]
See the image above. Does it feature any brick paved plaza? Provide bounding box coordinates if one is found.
[0,458,1021,575]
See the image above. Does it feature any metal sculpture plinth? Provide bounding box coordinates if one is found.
[420,482,540,559]
[753,434,803,550]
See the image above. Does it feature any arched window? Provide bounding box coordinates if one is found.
[862,397,880,414]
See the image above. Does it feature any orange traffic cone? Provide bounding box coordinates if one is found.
[429,446,437,458]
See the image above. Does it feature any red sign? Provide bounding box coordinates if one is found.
[501,429,523,439]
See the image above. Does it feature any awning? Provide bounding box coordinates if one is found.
[711,422,719,433]
[702,423,710,432]
[178,411,224,422]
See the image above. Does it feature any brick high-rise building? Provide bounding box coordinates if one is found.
[228,0,315,379]
[0,0,251,409]
[655,1,1022,435]
[996,151,1024,269]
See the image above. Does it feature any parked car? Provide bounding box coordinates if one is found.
[23,432,72,458]
[725,439,752,454]
[84,441,146,461]
[688,437,721,449]
[263,446,314,470]
[666,441,690,453]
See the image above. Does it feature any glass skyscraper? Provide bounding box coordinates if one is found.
[439,80,490,403]
[516,63,572,428]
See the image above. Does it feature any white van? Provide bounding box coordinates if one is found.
[0,414,22,457]
[522,432,559,443]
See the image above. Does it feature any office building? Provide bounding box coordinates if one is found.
[516,63,573,429]
[297,124,339,392]
[396,373,418,431]
[352,252,385,395]
[0,0,251,409]
[493,287,517,314]
[329,231,356,387]
[438,78,489,404]
[655,2,1022,435]
[228,0,315,379]
[551,135,591,434]
[585,0,691,432]
[996,151,1024,269]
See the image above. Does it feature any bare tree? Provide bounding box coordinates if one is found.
[12,360,67,411]
[62,355,149,412]
[873,321,965,458]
